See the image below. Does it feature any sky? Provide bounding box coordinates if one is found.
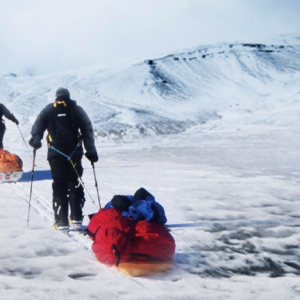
[0,0,299,76]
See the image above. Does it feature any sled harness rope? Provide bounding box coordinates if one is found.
[51,144,79,161]
[51,145,100,209]
[27,149,36,227]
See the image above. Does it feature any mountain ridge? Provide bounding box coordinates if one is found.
[1,36,300,141]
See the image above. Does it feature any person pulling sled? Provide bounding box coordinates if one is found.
[29,88,98,232]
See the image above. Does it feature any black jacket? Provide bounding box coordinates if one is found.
[30,98,97,161]
[0,103,18,125]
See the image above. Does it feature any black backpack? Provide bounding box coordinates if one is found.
[47,100,81,153]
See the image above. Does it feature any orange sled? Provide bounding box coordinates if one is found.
[116,261,174,277]
[0,149,23,182]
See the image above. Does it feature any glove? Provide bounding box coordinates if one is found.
[85,150,98,163]
[29,137,42,150]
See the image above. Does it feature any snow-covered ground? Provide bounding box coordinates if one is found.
[1,36,300,299]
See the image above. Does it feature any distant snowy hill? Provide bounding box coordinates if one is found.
[1,35,300,142]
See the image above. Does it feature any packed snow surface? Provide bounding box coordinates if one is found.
[1,35,300,299]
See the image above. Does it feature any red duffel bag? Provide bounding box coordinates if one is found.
[130,220,175,262]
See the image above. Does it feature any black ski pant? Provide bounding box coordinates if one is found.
[0,121,5,148]
[49,156,85,227]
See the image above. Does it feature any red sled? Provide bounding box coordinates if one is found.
[88,208,176,277]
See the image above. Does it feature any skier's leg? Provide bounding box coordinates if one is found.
[68,157,85,225]
[69,183,85,225]
[49,159,69,228]
[52,189,69,227]
[0,123,5,148]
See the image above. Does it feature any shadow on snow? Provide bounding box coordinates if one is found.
[19,170,52,182]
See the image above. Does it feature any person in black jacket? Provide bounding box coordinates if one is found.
[29,88,98,232]
[0,104,19,149]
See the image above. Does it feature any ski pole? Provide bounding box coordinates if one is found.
[69,159,99,209]
[92,162,101,209]
[27,149,36,227]
[17,125,33,160]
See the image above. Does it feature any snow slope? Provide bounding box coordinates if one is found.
[2,34,300,141]
[1,35,300,299]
